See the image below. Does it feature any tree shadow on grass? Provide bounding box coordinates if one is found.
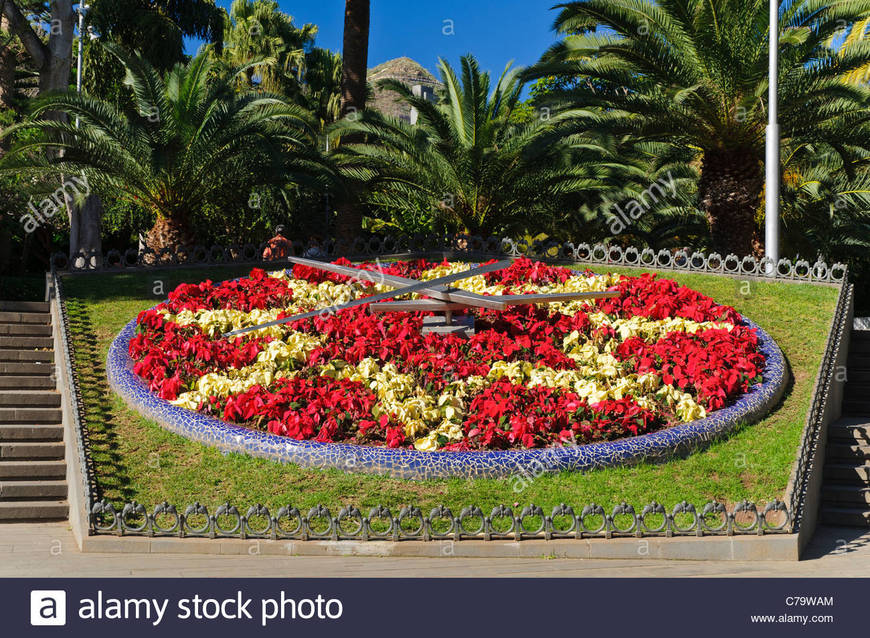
[65,298,136,504]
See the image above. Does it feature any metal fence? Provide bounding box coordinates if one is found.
[47,237,851,540]
[52,234,847,283]
[87,500,790,540]
[786,281,855,529]
[50,272,96,516]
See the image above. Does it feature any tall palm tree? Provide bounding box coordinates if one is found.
[335,0,370,242]
[332,55,623,236]
[528,0,870,257]
[340,0,369,119]
[1,44,328,253]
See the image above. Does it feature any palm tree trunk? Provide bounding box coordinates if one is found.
[698,148,764,257]
[72,194,102,266]
[336,0,370,246]
[340,0,369,118]
[144,214,194,256]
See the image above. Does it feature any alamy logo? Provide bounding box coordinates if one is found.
[30,590,67,626]
[605,171,678,234]
[19,174,91,234]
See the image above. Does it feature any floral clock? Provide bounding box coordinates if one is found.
[107,258,787,479]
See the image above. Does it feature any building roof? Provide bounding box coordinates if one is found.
[368,57,441,121]
[369,56,439,86]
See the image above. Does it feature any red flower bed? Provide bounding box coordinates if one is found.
[127,259,766,451]
[613,327,765,411]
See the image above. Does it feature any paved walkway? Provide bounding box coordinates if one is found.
[1,523,869,577]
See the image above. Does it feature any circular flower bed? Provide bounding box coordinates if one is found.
[108,257,786,478]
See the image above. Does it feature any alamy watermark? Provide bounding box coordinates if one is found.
[20,174,91,233]
[605,171,677,235]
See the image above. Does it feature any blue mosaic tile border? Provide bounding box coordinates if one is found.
[106,280,788,480]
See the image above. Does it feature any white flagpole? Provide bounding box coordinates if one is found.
[75,4,85,129]
[765,0,780,273]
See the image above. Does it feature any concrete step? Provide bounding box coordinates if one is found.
[826,443,870,461]
[0,424,63,441]
[0,361,54,376]
[0,301,49,312]
[822,484,870,505]
[820,506,870,527]
[0,460,66,479]
[0,349,53,362]
[0,442,64,460]
[0,323,51,337]
[0,407,61,423]
[0,480,66,500]
[0,500,67,521]
[824,463,870,483]
[0,336,53,350]
[828,418,870,443]
[0,312,49,325]
[0,376,55,390]
[0,391,60,407]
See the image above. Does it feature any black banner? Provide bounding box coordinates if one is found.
[4,578,863,636]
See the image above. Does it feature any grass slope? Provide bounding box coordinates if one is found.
[62,263,839,515]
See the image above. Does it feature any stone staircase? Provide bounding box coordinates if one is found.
[0,301,68,521]
[821,329,870,526]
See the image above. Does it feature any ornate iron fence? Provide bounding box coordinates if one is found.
[786,281,855,529]
[47,238,852,541]
[49,270,97,517]
[87,499,791,540]
[51,234,847,283]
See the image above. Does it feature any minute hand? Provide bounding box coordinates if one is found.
[222,259,512,337]
[286,256,508,310]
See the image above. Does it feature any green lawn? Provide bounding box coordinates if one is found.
[62,262,839,516]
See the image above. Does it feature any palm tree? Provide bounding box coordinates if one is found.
[332,55,619,236]
[215,0,316,96]
[528,0,870,257]
[304,47,343,131]
[335,0,370,242]
[339,0,369,119]
[1,44,328,253]
[779,155,870,314]
[569,137,706,249]
[780,148,870,266]
[836,18,870,85]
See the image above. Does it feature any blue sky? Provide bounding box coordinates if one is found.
[192,0,562,76]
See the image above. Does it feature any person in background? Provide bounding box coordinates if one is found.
[262,225,291,261]
[303,234,326,258]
